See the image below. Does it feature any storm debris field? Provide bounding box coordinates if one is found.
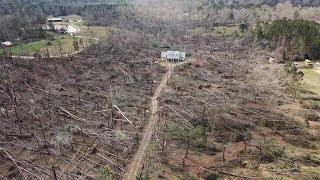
[0,0,320,179]
[0,39,164,179]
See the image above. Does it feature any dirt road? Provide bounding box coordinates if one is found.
[123,60,191,180]
[123,63,172,180]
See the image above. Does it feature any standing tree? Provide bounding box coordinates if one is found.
[79,38,84,48]
[73,39,79,51]
[239,22,249,32]
[229,11,235,25]
[58,40,63,58]
[164,124,207,167]
[48,20,55,32]
[255,22,265,40]
[294,11,300,19]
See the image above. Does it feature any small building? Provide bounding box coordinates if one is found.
[305,59,312,63]
[161,51,186,61]
[2,41,12,59]
[47,17,64,23]
[305,59,312,66]
[269,57,275,63]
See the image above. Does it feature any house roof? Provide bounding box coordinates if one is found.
[167,51,180,59]
[2,41,12,46]
[161,51,186,59]
[47,17,64,21]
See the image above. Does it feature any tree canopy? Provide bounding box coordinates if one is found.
[257,18,320,60]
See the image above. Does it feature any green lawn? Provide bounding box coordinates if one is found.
[0,33,79,57]
[11,40,45,55]
[300,68,320,95]
[0,21,108,57]
[74,21,108,39]
[213,25,245,37]
[0,38,46,56]
[41,35,80,56]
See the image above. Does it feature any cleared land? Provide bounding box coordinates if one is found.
[0,34,78,56]
[74,21,109,39]
[1,3,320,180]
[213,25,245,37]
[301,68,320,95]
[0,19,107,57]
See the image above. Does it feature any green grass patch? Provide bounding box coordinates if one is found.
[212,25,244,37]
[298,154,320,167]
[167,164,198,180]
[43,35,80,56]
[0,33,78,56]
[0,22,108,57]
[300,68,320,95]
[254,140,287,163]
[75,21,108,39]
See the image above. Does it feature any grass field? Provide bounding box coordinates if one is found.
[74,21,108,39]
[0,20,109,57]
[0,33,78,56]
[300,67,320,95]
[42,35,81,56]
[0,15,114,58]
[213,25,245,37]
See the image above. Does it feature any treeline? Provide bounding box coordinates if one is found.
[202,0,278,9]
[24,0,126,15]
[202,0,320,9]
[0,0,46,42]
[0,0,126,42]
[23,0,125,6]
[81,4,139,28]
[291,0,320,6]
[256,18,320,60]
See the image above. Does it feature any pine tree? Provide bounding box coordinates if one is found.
[73,39,79,51]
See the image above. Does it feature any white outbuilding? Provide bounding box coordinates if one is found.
[161,51,186,61]
[2,41,12,58]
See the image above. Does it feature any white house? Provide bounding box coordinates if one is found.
[2,41,12,46]
[2,41,12,58]
[161,51,186,61]
[47,17,64,23]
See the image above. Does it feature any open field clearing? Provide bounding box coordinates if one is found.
[0,34,75,55]
[301,68,320,96]
[74,21,109,39]
[0,19,107,57]
[0,34,78,57]
[213,25,245,37]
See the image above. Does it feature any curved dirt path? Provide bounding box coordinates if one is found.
[123,64,172,180]
[123,60,190,180]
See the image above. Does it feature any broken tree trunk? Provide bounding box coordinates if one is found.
[113,105,132,125]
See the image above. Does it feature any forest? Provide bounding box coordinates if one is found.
[256,19,320,60]
[203,0,320,8]
[0,0,128,42]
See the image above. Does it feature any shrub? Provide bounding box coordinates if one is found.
[305,111,319,121]
[257,140,286,163]
[302,154,320,166]
[309,101,320,110]
[164,124,207,147]
[239,22,249,32]
[205,172,219,180]
[285,135,317,149]
[100,166,113,179]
